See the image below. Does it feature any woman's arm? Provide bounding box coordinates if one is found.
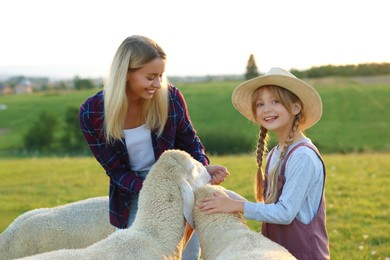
[170,86,228,183]
[171,86,209,164]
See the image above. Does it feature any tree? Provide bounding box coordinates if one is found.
[60,106,87,152]
[245,54,259,80]
[24,111,58,152]
[73,76,95,90]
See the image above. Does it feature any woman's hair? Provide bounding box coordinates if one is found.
[103,35,169,143]
[251,85,304,203]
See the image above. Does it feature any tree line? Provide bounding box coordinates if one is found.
[290,62,390,78]
[244,54,390,79]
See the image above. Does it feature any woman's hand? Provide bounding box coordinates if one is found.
[205,165,229,185]
[199,192,245,214]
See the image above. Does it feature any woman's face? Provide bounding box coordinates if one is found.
[254,87,300,135]
[126,57,166,102]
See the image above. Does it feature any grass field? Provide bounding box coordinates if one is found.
[0,76,390,155]
[1,76,389,258]
[0,153,389,259]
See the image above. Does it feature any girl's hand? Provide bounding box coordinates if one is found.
[199,192,244,214]
[205,165,229,185]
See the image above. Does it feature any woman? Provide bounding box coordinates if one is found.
[79,35,228,259]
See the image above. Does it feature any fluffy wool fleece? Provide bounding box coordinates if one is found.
[17,149,211,260]
[0,196,114,260]
[193,185,296,260]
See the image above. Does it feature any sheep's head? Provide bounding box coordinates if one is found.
[157,149,211,227]
[159,149,211,188]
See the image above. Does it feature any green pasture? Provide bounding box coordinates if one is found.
[0,77,389,258]
[0,153,389,259]
[0,76,390,155]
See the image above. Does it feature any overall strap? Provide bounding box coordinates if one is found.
[280,142,322,176]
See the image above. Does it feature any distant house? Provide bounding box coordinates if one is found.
[14,79,33,94]
[0,83,13,95]
[0,79,34,95]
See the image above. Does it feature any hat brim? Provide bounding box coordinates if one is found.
[232,75,322,130]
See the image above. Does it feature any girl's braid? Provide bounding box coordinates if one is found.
[255,126,268,202]
[280,113,302,158]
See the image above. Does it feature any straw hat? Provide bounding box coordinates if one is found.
[232,67,322,130]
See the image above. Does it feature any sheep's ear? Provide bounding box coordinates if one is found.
[223,188,248,202]
[178,178,195,228]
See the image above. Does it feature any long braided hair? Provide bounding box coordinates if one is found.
[253,125,268,202]
[251,85,304,203]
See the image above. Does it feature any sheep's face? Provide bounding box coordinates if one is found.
[159,149,211,190]
[185,158,211,190]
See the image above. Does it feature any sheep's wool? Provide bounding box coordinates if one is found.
[193,185,297,260]
[9,149,210,260]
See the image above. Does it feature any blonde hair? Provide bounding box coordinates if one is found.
[251,85,304,203]
[103,35,168,143]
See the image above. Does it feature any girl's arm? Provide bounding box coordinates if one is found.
[244,151,323,224]
[200,151,323,224]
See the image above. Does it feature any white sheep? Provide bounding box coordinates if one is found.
[17,149,211,260]
[0,196,115,260]
[193,184,296,260]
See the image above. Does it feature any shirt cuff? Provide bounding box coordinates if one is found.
[244,201,263,220]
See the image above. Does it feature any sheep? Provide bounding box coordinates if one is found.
[193,184,296,260]
[17,149,211,260]
[0,196,115,260]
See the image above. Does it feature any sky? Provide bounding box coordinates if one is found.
[1,0,389,79]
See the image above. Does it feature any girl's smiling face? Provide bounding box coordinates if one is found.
[254,86,301,136]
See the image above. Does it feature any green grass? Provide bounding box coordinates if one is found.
[178,78,390,154]
[1,154,389,259]
[0,90,98,154]
[0,76,390,155]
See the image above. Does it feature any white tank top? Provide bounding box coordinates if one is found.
[123,124,155,171]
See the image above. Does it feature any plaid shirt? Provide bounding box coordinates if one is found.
[79,85,209,228]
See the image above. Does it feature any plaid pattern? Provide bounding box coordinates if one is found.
[79,85,209,228]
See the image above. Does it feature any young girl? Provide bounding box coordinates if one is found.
[199,67,330,259]
[78,35,229,259]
